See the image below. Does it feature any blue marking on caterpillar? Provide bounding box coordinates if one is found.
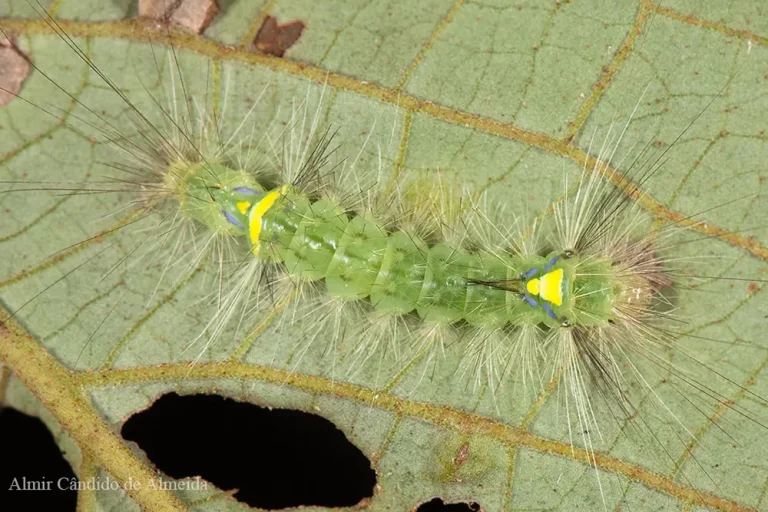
[543,255,559,271]
[223,210,244,229]
[233,187,260,195]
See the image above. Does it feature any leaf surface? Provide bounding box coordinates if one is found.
[1,1,767,511]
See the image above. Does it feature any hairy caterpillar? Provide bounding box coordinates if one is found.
[1,1,767,511]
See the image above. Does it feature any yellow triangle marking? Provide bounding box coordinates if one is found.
[539,268,563,306]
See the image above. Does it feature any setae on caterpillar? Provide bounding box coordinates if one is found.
[1,1,767,511]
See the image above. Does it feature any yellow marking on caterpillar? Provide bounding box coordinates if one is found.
[236,201,251,215]
[526,268,564,306]
[248,185,290,256]
[540,268,563,306]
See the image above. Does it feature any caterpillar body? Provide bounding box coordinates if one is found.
[175,138,659,381]
[183,156,621,328]
[1,2,767,511]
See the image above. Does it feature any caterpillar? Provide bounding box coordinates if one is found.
[183,122,659,388]
[1,1,767,511]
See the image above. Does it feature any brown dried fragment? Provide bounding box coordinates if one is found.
[453,442,470,469]
[170,0,219,33]
[253,16,305,58]
[0,36,30,107]
[139,0,176,18]
[138,0,219,34]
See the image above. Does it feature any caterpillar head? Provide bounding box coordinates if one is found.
[518,252,625,330]
[164,160,266,235]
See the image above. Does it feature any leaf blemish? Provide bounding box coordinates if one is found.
[253,16,306,58]
[0,34,30,108]
[138,0,220,34]
[454,442,470,469]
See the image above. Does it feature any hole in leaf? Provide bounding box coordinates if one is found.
[121,392,377,509]
[0,407,77,511]
[416,497,482,512]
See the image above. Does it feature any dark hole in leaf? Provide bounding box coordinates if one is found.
[0,407,77,511]
[121,392,377,509]
[253,16,306,57]
[416,497,482,512]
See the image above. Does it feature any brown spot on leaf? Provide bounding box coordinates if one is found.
[138,0,219,34]
[253,16,305,57]
[0,35,30,107]
[170,0,219,33]
[453,442,470,469]
[139,0,175,18]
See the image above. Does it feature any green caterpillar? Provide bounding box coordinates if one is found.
[174,158,641,338]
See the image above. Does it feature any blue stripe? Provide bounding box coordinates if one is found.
[233,187,260,196]
[543,255,560,271]
[223,210,244,229]
[523,295,538,308]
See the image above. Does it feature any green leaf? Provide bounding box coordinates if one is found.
[1,1,767,511]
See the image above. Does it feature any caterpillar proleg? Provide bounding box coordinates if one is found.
[1,1,767,511]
